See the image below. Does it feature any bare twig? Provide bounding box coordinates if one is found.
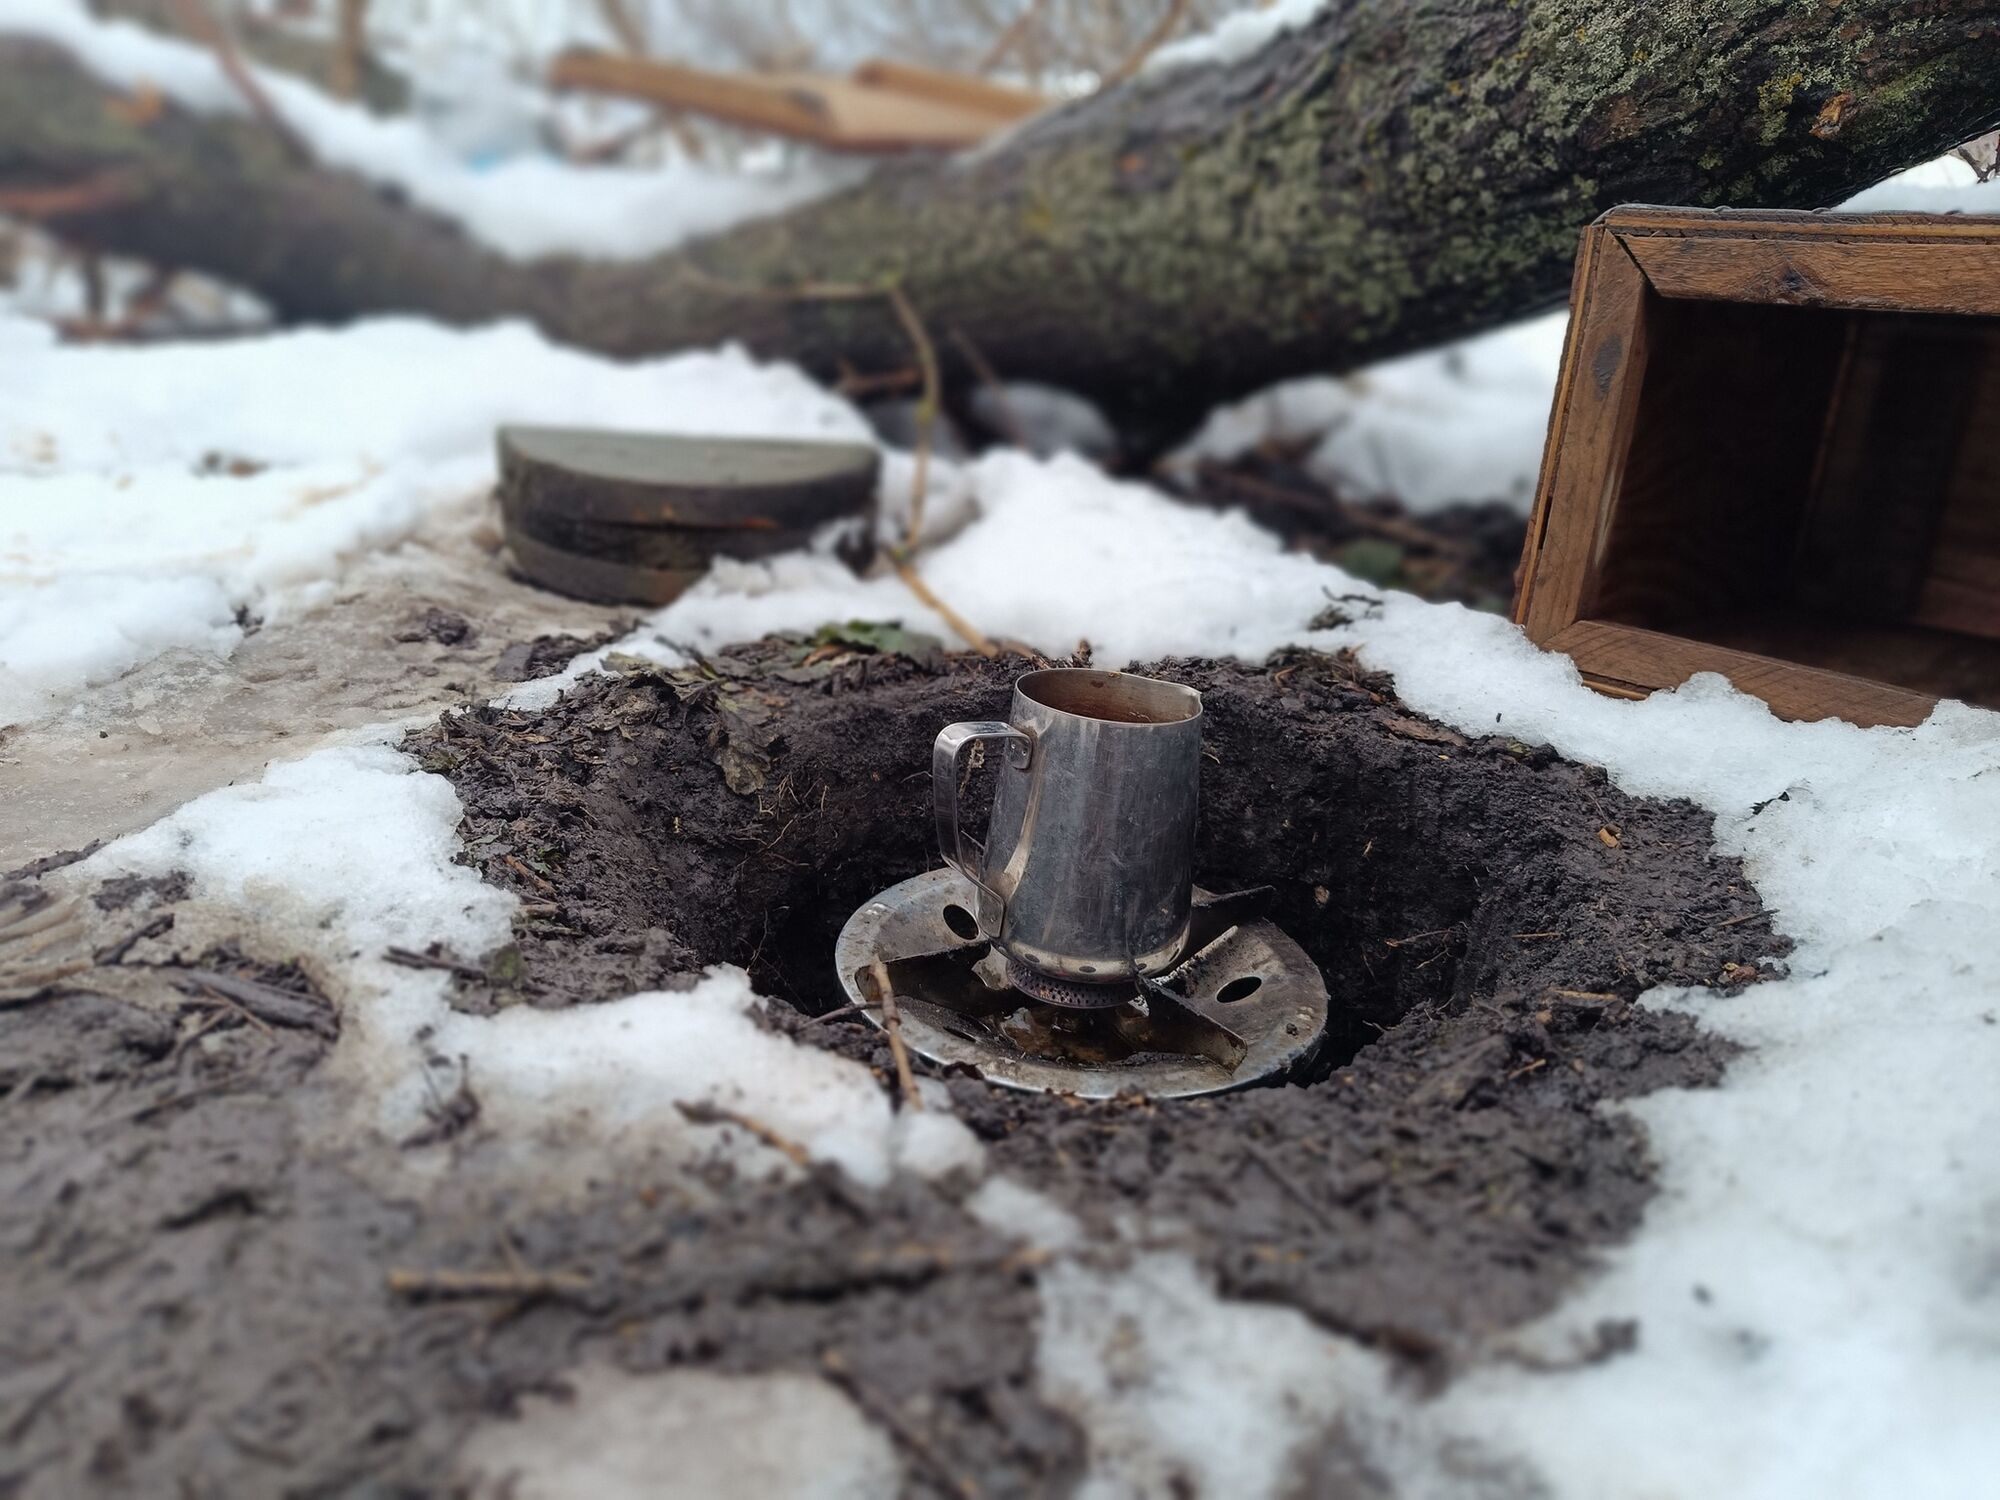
[866,959,923,1110]
[1242,1138,1336,1231]
[822,1350,978,1500]
[384,946,490,982]
[801,1000,866,1027]
[94,912,175,966]
[165,0,310,161]
[947,325,1029,449]
[0,173,134,220]
[886,285,941,549]
[887,551,1000,658]
[331,0,369,99]
[1101,0,1192,85]
[500,853,556,896]
[173,968,336,1038]
[976,0,1045,75]
[673,262,999,655]
[675,1098,814,1167]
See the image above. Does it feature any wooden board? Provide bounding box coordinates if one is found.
[547,51,1045,152]
[1515,207,2000,727]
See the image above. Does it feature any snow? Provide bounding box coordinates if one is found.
[84,740,983,1190]
[1171,158,2000,518]
[1175,311,1570,514]
[458,1363,903,1499]
[1144,0,1329,75]
[966,1175,1084,1253]
[39,297,1993,1488]
[0,0,849,260]
[0,314,868,728]
[1036,1252,1421,1497]
[1345,600,2000,1498]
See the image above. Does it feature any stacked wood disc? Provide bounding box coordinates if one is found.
[497,425,880,606]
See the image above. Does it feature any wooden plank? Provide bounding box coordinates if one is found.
[849,58,1045,121]
[547,50,1023,151]
[1548,620,1939,727]
[1514,223,1652,644]
[1604,206,2000,242]
[1620,233,2000,317]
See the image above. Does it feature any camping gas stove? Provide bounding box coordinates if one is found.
[834,871,1328,1100]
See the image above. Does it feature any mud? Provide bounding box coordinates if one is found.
[0,644,1785,1497]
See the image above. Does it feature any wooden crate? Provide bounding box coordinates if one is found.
[1516,207,2000,727]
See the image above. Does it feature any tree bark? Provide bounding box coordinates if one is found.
[5,0,2000,440]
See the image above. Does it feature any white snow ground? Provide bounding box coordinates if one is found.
[6,3,2000,1492]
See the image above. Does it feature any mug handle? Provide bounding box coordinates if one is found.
[933,721,1034,931]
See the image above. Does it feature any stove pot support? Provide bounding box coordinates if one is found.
[933,668,1202,987]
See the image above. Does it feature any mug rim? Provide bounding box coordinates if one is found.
[1014,667,1201,726]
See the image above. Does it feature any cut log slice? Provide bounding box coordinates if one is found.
[502,528,712,607]
[497,426,881,530]
[495,425,880,606]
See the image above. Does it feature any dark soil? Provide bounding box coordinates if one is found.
[490,623,630,682]
[0,643,1786,1498]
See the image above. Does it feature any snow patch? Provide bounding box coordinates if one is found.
[1038,1252,1439,1498]
[85,741,983,1191]
[1331,598,2000,1499]
[0,315,869,728]
[1176,311,1568,514]
[458,1363,903,1499]
[649,450,1351,669]
[1144,0,1329,75]
[966,1175,1084,1253]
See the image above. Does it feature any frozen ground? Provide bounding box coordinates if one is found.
[9,298,1997,1495]
[5,3,2000,1493]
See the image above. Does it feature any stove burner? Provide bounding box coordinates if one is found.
[1002,957,1133,1010]
[835,870,1329,1100]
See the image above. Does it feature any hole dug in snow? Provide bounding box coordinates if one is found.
[412,641,1783,1079]
[408,638,1791,1376]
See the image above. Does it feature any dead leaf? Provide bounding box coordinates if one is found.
[1382,714,1467,748]
[1597,827,1620,848]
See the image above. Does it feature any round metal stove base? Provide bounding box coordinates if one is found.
[834,868,1330,1100]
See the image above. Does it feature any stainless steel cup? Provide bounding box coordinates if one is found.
[933,668,1203,989]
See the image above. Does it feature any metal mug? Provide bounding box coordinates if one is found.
[933,668,1203,993]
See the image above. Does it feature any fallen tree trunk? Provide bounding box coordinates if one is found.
[5,0,2000,440]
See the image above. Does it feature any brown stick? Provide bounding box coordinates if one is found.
[175,968,336,1038]
[822,1350,977,1500]
[164,0,310,161]
[887,285,941,549]
[674,1098,814,1167]
[888,552,999,659]
[0,171,133,219]
[331,0,368,99]
[866,959,923,1111]
[947,325,1030,449]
